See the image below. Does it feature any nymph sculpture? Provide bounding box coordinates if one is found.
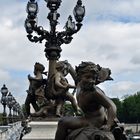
[25,62,47,118]
[27,60,78,118]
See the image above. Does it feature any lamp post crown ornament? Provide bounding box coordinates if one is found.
[25,0,85,60]
[45,0,62,11]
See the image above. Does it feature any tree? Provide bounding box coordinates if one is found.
[21,104,26,117]
[122,92,140,123]
[0,113,3,125]
[112,92,140,123]
[111,98,123,122]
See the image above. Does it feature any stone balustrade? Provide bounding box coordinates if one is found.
[0,121,23,140]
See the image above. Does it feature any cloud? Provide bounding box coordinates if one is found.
[0,70,10,81]
[131,55,140,65]
[103,81,140,98]
[60,21,140,100]
[86,0,140,23]
[61,22,140,74]
[1,0,140,108]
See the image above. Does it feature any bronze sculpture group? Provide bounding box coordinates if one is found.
[25,61,78,118]
[24,0,127,139]
[24,61,127,140]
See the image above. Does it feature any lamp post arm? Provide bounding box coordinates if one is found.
[27,32,49,43]
[33,25,50,41]
[25,18,50,43]
[57,31,72,45]
[75,23,83,33]
[57,23,82,45]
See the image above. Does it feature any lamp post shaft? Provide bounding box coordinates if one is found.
[3,104,8,125]
[1,84,8,125]
[3,104,6,115]
[8,107,13,123]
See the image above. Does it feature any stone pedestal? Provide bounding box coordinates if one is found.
[23,121,58,140]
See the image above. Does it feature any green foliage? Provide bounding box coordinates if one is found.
[122,92,140,123]
[111,98,123,121]
[63,103,75,116]
[112,92,140,123]
[21,104,26,117]
[0,113,2,125]
[63,103,83,116]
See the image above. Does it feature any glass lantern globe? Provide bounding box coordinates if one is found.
[27,1,38,14]
[74,6,85,16]
[28,3,37,13]
[1,84,8,96]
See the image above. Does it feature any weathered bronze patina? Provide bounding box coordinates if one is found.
[25,61,77,118]
[54,62,122,140]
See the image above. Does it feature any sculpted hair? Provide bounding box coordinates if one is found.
[34,62,45,73]
[76,61,101,82]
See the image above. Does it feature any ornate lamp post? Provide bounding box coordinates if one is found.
[11,97,16,122]
[15,103,20,121]
[1,84,8,125]
[25,0,85,90]
[14,102,19,122]
[7,92,14,123]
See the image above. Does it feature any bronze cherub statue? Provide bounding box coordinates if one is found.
[55,61,117,140]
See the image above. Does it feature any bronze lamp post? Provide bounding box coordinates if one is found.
[25,0,85,82]
[7,92,14,123]
[11,97,16,122]
[1,84,8,125]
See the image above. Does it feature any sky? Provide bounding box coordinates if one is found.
[1,0,140,109]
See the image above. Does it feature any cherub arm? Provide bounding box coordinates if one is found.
[55,73,68,89]
[94,87,117,129]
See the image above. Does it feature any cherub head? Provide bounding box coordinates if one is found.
[76,61,113,89]
[76,62,99,90]
[56,60,70,76]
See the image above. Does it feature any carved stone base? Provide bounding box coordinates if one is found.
[22,121,58,140]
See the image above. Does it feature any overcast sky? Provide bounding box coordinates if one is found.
[1,0,140,108]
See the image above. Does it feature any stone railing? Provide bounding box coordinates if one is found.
[125,123,140,133]
[0,121,23,140]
